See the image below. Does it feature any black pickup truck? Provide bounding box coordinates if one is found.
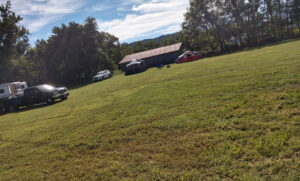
[1,84,69,112]
[22,84,69,106]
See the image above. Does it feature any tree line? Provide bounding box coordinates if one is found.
[182,0,300,54]
[1,0,299,86]
[0,1,123,86]
[20,18,121,86]
[0,0,182,86]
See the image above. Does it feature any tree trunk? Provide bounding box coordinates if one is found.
[253,15,258,46]
[210,41,215,53]
[286,1,290,37]
[297,15,300,33]
[204,27,215,53]
[280,14,283,38]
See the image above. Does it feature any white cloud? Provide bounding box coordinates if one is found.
[11,0,84,15]
[99,0,189,42]
[132,0,183,13]
[153,24,181,35]
[0,0,189,43]
[91,4,112,12]
[124,0,145,5]
[1,0,86,32]
[26,16,61,32]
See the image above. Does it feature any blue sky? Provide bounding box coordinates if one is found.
[1,0,189,45]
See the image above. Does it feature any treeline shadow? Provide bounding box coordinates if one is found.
[202,37,300,58]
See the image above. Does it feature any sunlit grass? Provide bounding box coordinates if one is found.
[0,40,299,180]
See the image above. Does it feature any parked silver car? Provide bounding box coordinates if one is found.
[92,70,112,82]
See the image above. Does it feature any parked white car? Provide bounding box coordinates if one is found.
[92,70,112,82]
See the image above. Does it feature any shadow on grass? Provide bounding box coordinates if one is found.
[203,37,300,58]
[67,81,93,91]
[0,99,66,116]
[66,70,124,91]
[67,76,116,91]
[241,37,300,52]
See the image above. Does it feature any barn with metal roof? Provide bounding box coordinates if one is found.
[119,43,183,71]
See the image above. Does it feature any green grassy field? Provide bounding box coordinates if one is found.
[0,40,299,180]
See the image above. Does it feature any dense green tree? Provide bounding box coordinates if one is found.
[291,0,300,31]
[183,0,299,53]
[142,40,160,50]
[37,18,117,85]
[0,0,29,83]
[100,31,122,65]
[15,17,118,86]
[0,1,120,86]
[132,41,145,53]
[119,43,133,61]
[17,40,48,85]
[160,32,184,46]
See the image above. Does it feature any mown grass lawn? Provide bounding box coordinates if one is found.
[0,40,299,180]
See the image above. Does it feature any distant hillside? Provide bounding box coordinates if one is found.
[130,32,179,45]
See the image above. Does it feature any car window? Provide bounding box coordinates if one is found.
[33,89,40,94]
[15,84,24,92]
[0,89,4,94]
[24,88,34,95]
[187,54,192,57]
[24,89,29,95]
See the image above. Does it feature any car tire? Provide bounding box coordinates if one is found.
[27,104,33,109]
[6,105,16,112]
[61,96,68,100]
[47,98,54,104]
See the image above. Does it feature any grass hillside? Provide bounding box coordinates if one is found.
[0,40,299,180]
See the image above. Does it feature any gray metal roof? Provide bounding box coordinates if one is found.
[119,43,182,64]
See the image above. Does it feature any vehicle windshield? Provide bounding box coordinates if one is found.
[15,84,22,91]
[41,84,55,91]
[97,72,104,75]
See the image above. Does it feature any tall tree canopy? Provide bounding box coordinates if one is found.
[0,1,120,86]
[183,0,300,53]
[25,17,118,85]
[0,0,29,82]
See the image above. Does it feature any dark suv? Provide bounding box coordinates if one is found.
[23,84,69,106]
